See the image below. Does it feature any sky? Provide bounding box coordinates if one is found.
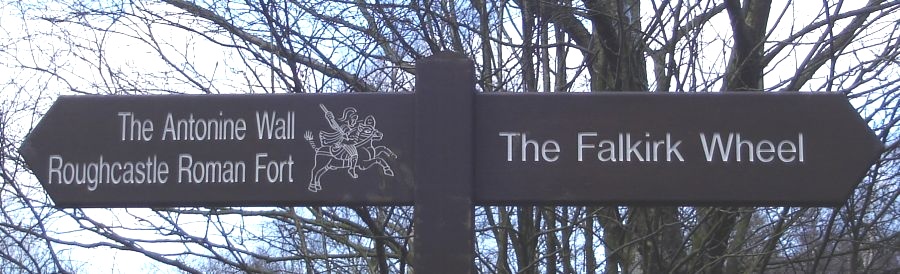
[1,0,896,272]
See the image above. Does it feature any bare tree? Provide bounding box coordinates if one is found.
[2,0,899,273]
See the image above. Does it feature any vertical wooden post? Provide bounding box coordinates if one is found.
[413,52,475,272]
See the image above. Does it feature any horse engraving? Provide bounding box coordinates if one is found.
[304,105,396,192]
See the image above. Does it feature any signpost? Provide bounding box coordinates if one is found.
[19,52,883,272]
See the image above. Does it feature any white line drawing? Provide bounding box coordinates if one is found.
[304,104,397,192]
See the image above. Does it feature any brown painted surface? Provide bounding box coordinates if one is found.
[19,73,882,208]
[474,92,882,206]
[20,93,415,207]
[413,52,476,273]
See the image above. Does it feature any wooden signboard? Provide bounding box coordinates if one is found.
[19,52,882,273]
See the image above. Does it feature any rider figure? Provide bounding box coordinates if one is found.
[320,104,361,178]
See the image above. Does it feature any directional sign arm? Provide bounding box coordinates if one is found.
[474,92,882,206]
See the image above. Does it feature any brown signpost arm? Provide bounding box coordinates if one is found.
[413,52,475,272]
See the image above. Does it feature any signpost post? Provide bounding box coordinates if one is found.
[19,53,882,272]
[413,52,476,272]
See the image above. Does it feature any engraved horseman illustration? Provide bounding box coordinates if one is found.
[304,104,397,192]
